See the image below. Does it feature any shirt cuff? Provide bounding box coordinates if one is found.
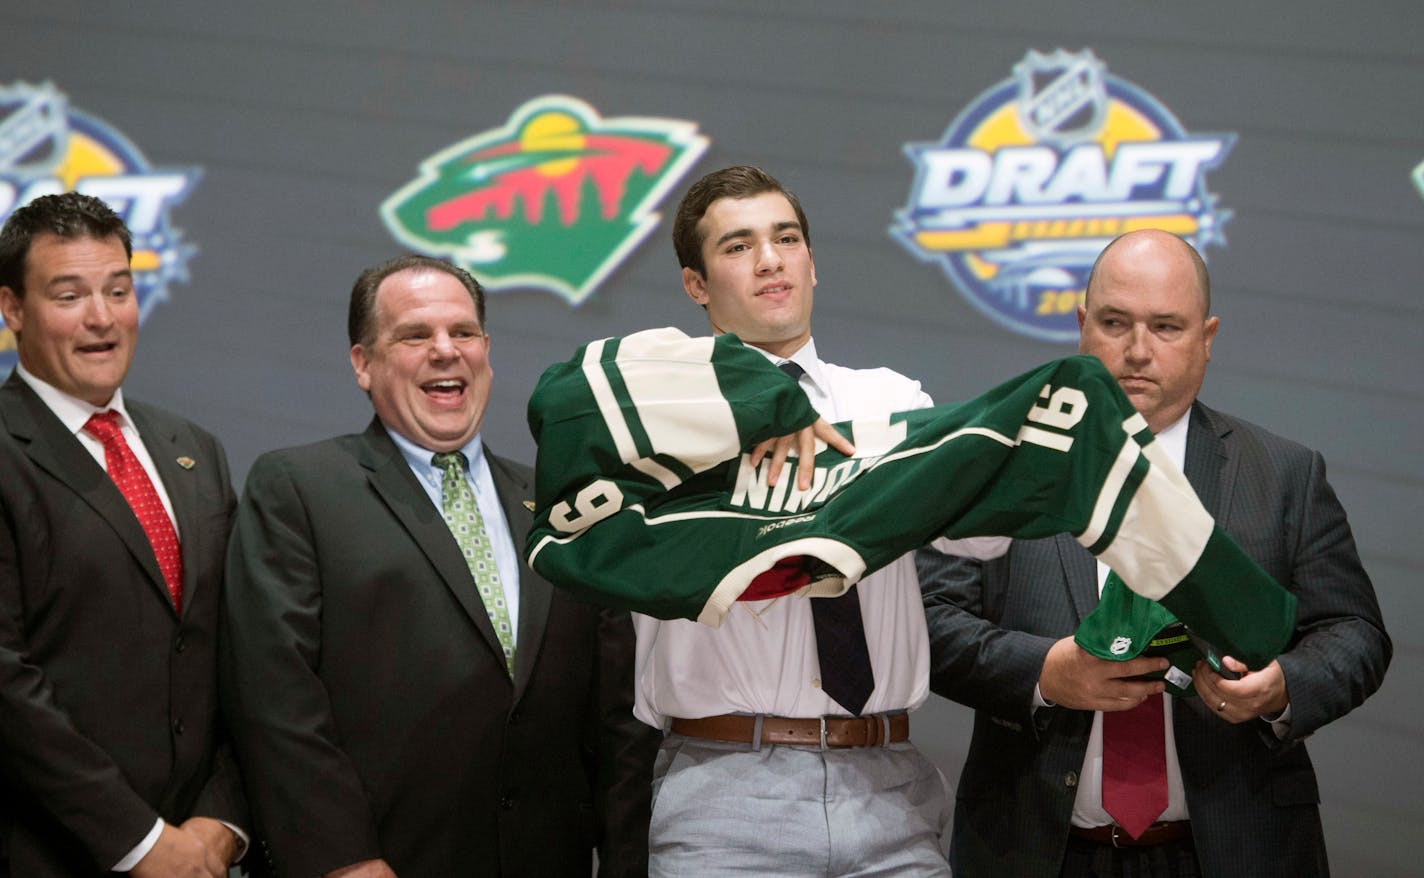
[1033,683,1055,710]
[112,818,164,871]
[1262,701,1292,739]
[220,819,250,863]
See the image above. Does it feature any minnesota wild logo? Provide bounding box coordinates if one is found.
[381,95,708,305]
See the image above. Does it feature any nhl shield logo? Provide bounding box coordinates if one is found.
[0,81,69,174]
[381,95,708,305]
[1109,636,1133,656]
[1015,49,1108,146]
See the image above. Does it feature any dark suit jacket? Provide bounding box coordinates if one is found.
[0,372,243,876]
[920,401,1390,878]
[220,419,656,878]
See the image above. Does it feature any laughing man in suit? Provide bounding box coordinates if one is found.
[220,255,656,878]
[919,229,1390,877]
[0,192,245,877]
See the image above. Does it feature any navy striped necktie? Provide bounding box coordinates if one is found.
[779,360,874,715]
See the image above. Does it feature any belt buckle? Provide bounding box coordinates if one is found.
[1111,825,1123,849]
[818,716,828,750]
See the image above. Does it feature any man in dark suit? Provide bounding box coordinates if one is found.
[0,192,245,877]
[920,229,1391,877]
[220,255,656,878]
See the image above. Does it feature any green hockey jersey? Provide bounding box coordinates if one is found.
[525,328,1296,669]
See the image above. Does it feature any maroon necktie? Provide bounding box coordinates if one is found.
[1101,693,1168,839]
[84,411,184,612]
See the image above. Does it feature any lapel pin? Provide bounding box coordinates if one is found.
[176,456,196,470]
[522,500,536,512]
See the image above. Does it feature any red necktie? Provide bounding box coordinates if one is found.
[1101,693,1168,839]
[84,411,184,613]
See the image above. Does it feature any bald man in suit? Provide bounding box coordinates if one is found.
[920,230,1390,877]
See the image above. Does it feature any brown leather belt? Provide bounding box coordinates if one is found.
[669,713,909,748]
[1070,821,1192,847]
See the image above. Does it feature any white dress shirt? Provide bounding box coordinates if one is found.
[633,338,1008,726]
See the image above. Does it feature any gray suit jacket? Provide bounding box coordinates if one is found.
[220,419,656,878]
[920,401,1390,877]
[0,372,243,876]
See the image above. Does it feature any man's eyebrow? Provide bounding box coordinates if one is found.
[714,221,803,248]
[45,268,133,289]
[714,227,754,248]
[1094,303,1190,321]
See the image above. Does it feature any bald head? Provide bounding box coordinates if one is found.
[1085,229,1211,318]
[1076,229,1219,433]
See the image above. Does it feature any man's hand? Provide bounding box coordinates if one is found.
[749,418,855,490]
[1193,656,1289,724]
[1038,636,1168,712]
[130,822,227,878]
[180,816,239,867]
[326,858,399,878]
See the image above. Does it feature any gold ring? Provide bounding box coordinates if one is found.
[1216,700,1227,712]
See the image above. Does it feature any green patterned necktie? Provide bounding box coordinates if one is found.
[433,451,515,674]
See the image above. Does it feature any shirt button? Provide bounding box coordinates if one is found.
[1064,771,1078,788]
[811,677,822,689]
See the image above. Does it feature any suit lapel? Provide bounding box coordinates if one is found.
[129,404,201,617]
[357,420,508,671]
[1184,402,1234,521]
[1055,531,1100,623]
[1,376,174,611]
[488,451,549,699]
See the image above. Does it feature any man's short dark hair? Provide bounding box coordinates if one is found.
[348,255,486,348]
[672,166,810,276]
[0,192,132,295]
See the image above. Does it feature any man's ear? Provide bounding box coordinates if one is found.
[349,344,372,392]
[682,266,708,306]
[0,286,23,336]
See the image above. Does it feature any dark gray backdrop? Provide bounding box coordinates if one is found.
[3,3,1419,874]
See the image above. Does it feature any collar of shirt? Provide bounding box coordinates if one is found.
[14,360,135,435]
[386,426,488,510]
[1154,407,1190,472]
[14,361,180,533]
[748,336,831,405]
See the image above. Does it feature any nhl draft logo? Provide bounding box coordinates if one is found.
[891,50,1234,342]
[1,81,201,373]
[382,95,708,305]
